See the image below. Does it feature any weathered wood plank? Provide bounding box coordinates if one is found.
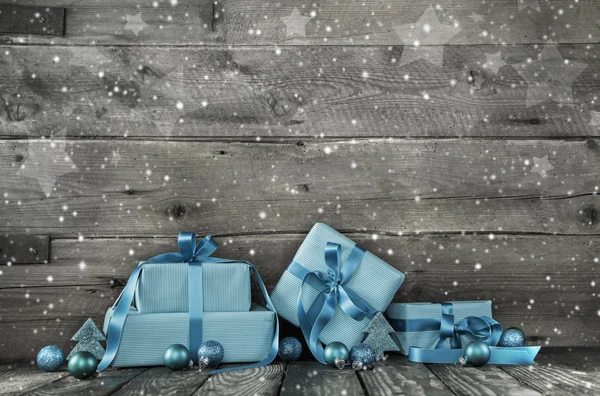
[428,364,542,396]
[27,367,146,396]
[0,0,215,45]
[0,45,598,139]
[194,362,285,395]
[112,367,210,396]
[217,0,600,45]
[541,347,600,372]
[1,232,599,361]
[501,357,600,395]
[1,139,599,237]
[0,365,67,395]
[0,235,49,264]
[358,354,453,395]
[280,361,364,396]
[0,5,65,37]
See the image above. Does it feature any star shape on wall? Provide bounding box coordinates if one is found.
[483,51,506,74]
[125,12,148,37]
[16,128,79,197]
[518,0,541,12]
[280,8,312,37]
[469,13,484,23]
[512,40,587,108]
[69,46,112,68]
[590,110,600,129]
[392,7,462,67]
[531,155,554,178]
[111,148,121,167]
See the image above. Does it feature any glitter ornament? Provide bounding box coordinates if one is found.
[462,341,491,367]
[68,351,98,380]
[36,345,65,372]
[163,344,191,371]
[350,343,375,369]
[279,337,302,361]
[362,312,401,360]
[324,342,349,368]
[498,327,526,348]
[68,318,105,360]
[197,340,224,369]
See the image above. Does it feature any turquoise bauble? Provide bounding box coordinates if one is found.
[36,345,65,372]
[324,342,349,368]
[498,327,525,348]
[68,351,98,380]
[163,344,191,370]
[279,337,302,361]
[464,341,491,367]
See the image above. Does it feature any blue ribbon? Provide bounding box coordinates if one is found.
[98,232,279,374]
[289,242,377,364]
[390,302,539,364]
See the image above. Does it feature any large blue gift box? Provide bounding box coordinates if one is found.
[271,223,405,359]
[386,301,493,354]
[103,304,275,366]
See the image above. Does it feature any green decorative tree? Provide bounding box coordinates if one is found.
[362,312,401,360]
[68,318,106,360]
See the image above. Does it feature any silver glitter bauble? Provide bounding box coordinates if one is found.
[197,340,224,367]
[37,345,65,372]
[498,327,526,348]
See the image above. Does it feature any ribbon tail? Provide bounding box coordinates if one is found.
[408,346,541,365]
[489,346,541,365]
[408,347,462,363]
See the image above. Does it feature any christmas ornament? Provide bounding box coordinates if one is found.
[68,318,106,360]
[363,312,401,360]
[163,344,191,371]
[350,343,375,370]
[279,337,302,361]
[460,341,491,367]
[197,340,224,369]
[324,342,349,369]
[36,345,65,372]
[498,327,525,348]
[68,351,98,379]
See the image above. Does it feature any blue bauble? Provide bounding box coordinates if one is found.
[163,344,191,371]
[67,351,98,380]
[498,327,526,348]
[464,341,491,367]
[349,343,375,369]
[197,340,224,368]
[279,337,302,361]
[324,342,349,368]
[36,345,65,372]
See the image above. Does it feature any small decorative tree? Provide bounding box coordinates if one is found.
[68,318,106,360]
[362,312,401,360]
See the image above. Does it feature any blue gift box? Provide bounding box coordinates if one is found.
[270,223,405,354]
[135,262,252,313]
[386,301,493,354]
[103,304,275,366]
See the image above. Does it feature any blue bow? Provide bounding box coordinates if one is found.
[98,232,279,373]
[289,242,377,364]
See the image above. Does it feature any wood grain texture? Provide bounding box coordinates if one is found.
[0,5,65,36]
[0,45,598,139]
[429,364,542,396]
[1,139,599,237]
[194,362,285,395]
[541,347,600,372]
[0,365,67,395]
[280,361,364,396]
[358,354,453,395]
[0,235,49,264]
[28,368,146,396]
[1,233,599,361]
[112,367,210,396]
[0,0,215,45]
[217,0,600,45]
[501,357,600,395]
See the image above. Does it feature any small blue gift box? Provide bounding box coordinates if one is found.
[386,301,494,354]
[103,304,275,366]
[135,262,251,313]
[270,223,405,362]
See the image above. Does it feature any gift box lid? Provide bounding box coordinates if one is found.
[134,261,252,313]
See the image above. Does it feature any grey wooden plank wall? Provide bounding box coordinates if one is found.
[0,0,599,362]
